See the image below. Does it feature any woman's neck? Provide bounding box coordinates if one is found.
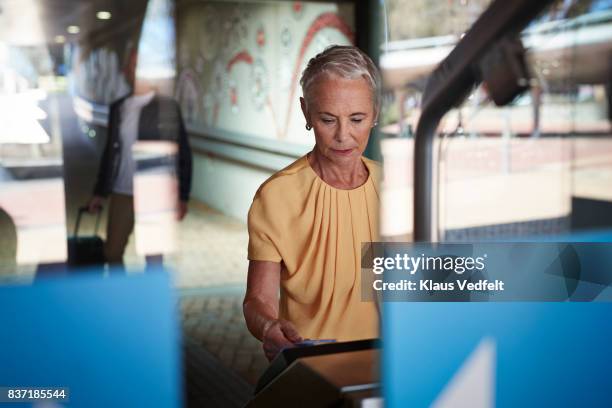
[308,148,369,190]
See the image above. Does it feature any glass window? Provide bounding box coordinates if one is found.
[380,0,612,240]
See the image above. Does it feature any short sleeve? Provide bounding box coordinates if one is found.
[247,192,282,262]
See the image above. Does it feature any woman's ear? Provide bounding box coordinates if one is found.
[300,97,309,124]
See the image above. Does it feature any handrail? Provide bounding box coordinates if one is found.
[413,0,555,242]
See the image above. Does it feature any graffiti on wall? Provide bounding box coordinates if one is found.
[175,1,354,144]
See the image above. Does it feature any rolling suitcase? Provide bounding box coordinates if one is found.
[67,206,105,267]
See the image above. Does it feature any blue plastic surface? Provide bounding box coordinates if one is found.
[383,302,612,407]
[0,270,182,408]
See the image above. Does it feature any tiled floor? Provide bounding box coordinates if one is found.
[151,204,266,388]
[180,285,269,386]
[157,204,268,387]
[169,203,251,290]
[121,202,250,289]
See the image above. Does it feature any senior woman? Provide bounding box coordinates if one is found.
[243,45,381,361]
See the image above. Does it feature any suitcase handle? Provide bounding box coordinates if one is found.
[74,206,102,238]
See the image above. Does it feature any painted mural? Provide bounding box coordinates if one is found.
[175,1,355,144]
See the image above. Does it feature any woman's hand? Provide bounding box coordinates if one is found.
[262,319,303,361]
[244,261,303,360]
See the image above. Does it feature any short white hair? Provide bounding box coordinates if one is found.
[300,45,381,114]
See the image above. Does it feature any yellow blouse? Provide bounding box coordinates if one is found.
[247,155,380,341]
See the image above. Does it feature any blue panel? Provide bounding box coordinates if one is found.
[0,271,182,408]
[383,303,612,407]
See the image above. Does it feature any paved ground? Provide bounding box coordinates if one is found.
[183,336,253,407]
[122,203,268,387]
[180,284,269,386]
[172,204,268,387]
[167,203,250,290]
[119,202,250,289]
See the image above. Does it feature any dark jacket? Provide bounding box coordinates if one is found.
[93,94,192,201]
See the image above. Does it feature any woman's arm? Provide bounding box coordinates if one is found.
[243,260,303,360]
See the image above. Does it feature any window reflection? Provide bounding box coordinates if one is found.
[0,33,67,278]
[380,0,612,240]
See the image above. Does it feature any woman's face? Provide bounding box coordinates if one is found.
[301,74,376,165]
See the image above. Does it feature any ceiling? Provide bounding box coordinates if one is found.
[0,0,148,47]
